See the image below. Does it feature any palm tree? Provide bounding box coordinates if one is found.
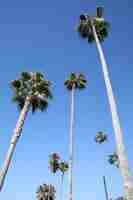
[59,161,69,200]
[49,153,60,174]
[94,132,119,168]
[0,72,52,191]
[95,131,108,144]
[64,73,87,200]
[108,152,119,168]
[59,161,69,185]
[36,184,56,200]
[77,7,133,200]
[49,153,69,200]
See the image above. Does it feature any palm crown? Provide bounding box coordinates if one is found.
[77,7,110,43]
[95,131,108,144]
[49,153,60,174]
[11,72,52,112]
[108,152,119,168]
[49,153,69,175]
[64,73,87,90]
[36,184,56,200]
[59,161,69,174]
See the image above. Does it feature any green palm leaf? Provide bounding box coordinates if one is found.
[21,72,31,81]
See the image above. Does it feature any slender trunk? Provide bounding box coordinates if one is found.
[0,97,31,191]
[68,86,75,200]
[92,23,133,200]
[60,173,64,200]
[103,176,109,200]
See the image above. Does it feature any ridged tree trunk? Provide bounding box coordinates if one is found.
[68,86,75,200]
[0,97,31,191]
[92,23,133,200]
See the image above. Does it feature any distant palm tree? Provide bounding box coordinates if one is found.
[95,132,119,168]
[0,72,52,191]
[59,161,69,185]
[108,152,119,168]
[36,184,56,200]
[77,7,133,200]
[49,153,69,200]
[95,131,108,144]
[49,153,60,174]
[59,161,69,200]
[64,73,87,200]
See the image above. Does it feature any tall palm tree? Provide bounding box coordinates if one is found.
[64,73,87,200]
[77,7,133,200]
[0,72,52,191]
[36,184,56,200]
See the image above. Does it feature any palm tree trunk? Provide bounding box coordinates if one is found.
[92,22,133,200]
[0,97,31,191]
[103,176,109,200]
[60,173,64,200]
[68,86,75,200]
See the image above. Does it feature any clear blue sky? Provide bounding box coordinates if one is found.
[0,0,133,199]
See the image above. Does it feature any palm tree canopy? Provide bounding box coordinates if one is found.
[95,131,108,143]
[59,161,69,174]
[49,153,60,174]
[11,72,52,112]
[64,73,87,90]
[108,152,119,168]
[36,184,56,200]
[77,12,110,43]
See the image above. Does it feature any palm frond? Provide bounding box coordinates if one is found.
[39,99,48,111]
[88,33,95,43]
[11,80,21,89]
[21,72,31,81]
[35,72,44,82]
[31,97,39,113]
[70,73,77,80]
[36,81,52,99]
[12,96,25,110]
[80,14,87,21]
[78,74,87,89]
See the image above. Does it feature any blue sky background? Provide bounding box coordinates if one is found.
[0,0,133,199]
